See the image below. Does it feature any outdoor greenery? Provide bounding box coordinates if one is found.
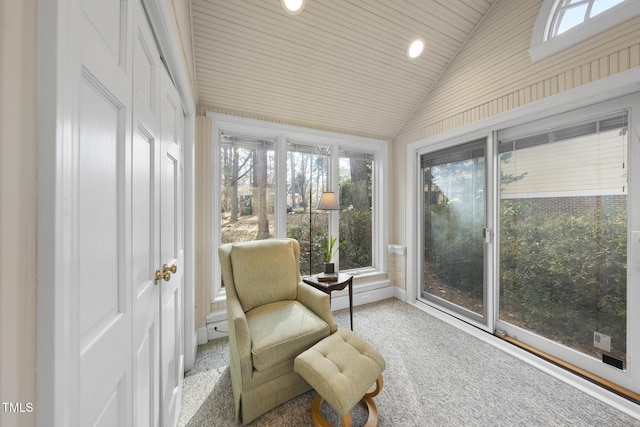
[424,194,627,358]
[219,139,374,276]
[338,209,372,270]
[284,209,372,275]
[423,198,484,299]
[500,199,627,357]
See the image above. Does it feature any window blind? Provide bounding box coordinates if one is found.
[421,138,486,169]
[498,112,627,153]
[220,132,275,150]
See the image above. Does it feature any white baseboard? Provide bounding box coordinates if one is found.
[328,279,394,311]
[196,326,209,345]
[185,330,198,370]
[393,286,406,302]
[207,321,229,340]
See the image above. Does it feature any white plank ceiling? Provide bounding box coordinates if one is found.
[191,0,496,139]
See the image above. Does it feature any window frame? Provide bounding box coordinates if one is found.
[208,113,389,302]
[530,0,640,62]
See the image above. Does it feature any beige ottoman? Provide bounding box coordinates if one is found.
[294,329,386,427]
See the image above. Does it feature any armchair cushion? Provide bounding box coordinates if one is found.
[230,240,299,312]
[246,300,330,372]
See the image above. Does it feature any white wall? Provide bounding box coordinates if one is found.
[0,1,38,426]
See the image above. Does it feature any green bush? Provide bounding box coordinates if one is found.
[500,199,627,355]
[339,209,372,271]
[424,195,627,357]
[424,199,484,298]
[285,209,372,275]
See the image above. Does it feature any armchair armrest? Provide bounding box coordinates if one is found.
[226,296,253,386]
[297,282,338,333]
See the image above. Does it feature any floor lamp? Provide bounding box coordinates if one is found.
[308,189,340,276]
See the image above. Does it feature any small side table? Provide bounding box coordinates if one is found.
[303,273,354,330]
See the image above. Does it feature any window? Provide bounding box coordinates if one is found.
[530,0,640,62]
[210,114,388,299]
[548,0,626,38]
[285,142,330,276]
[339,148,374,271]
[219,134,276,246]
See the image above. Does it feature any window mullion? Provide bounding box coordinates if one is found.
[275,135,288,238]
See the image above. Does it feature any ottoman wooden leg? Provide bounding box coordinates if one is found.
[310,375,384,427]
[365,375,384,399]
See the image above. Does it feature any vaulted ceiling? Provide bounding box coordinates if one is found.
[191,0,496,139]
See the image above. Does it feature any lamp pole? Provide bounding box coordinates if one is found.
[308,184,312,276]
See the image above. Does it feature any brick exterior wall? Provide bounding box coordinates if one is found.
[505,195,626,216]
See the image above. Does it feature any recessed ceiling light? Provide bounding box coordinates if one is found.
[407,38,425,59]
[281,0,306,15]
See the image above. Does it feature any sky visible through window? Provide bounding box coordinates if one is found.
[551,0,625,37]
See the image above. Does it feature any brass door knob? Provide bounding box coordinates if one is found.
[163,263,177,274]
[155,269,171,283]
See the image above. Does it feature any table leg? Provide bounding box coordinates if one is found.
[348,278,353,330]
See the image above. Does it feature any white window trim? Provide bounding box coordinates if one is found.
[207,113,389,302]
[530,0,640,63]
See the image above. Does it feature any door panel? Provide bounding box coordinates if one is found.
[132,122,159,427]
[78,76,123,344]
[135,327,155,427]
[132,1,161,426]
[78,0,133,425]
[421,139,487,326]
[160,67,184,427]
[497,107,630,387]
[132,128,155,294]
[92,378,126,427]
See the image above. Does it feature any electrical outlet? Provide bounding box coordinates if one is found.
[361,294,371,303]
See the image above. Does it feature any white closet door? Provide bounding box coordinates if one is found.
[44,1,185,425]
[132,1,162,426]
[159,67,185,427]
[78,0,134,425]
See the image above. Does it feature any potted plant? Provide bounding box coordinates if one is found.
[322,236,345,275]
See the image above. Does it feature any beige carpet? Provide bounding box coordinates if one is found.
[179,298,640,426]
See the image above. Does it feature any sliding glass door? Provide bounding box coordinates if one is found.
[497,109,629,378]
[421,139,488,326]
[418,96,638,393]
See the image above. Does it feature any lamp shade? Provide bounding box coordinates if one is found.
[316,191,339,210]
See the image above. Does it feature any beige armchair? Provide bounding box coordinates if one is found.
[218,238,338,425]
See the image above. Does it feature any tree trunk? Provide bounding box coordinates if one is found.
[231,147,239,223]
[255,148,270,239]
[350,158,369,209]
